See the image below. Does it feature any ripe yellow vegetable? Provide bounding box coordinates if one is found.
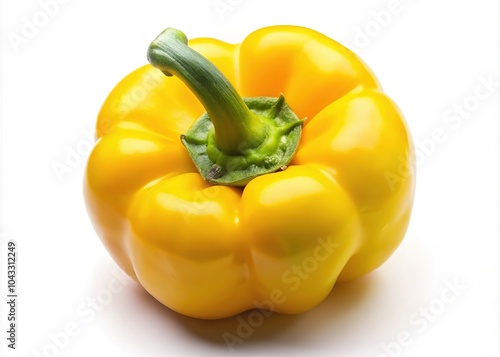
[84,26,415,319]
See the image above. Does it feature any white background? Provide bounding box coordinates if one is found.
[1,0,499,356]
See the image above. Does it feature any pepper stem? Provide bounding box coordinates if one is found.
[147,28,265,155]
[147,28,303,187]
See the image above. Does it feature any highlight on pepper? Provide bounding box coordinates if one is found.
[84,25,415,319]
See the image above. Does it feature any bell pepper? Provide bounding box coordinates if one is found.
[84,26,415,319]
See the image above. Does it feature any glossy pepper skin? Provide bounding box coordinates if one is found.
[84,26,415,319]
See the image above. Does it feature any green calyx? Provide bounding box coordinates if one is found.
[181,95,302,186]
[147,28,303,187]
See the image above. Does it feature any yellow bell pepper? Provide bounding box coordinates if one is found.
[84,26,415,319]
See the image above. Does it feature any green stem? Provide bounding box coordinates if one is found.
[147,27,303,187]
[147,28,265,155]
